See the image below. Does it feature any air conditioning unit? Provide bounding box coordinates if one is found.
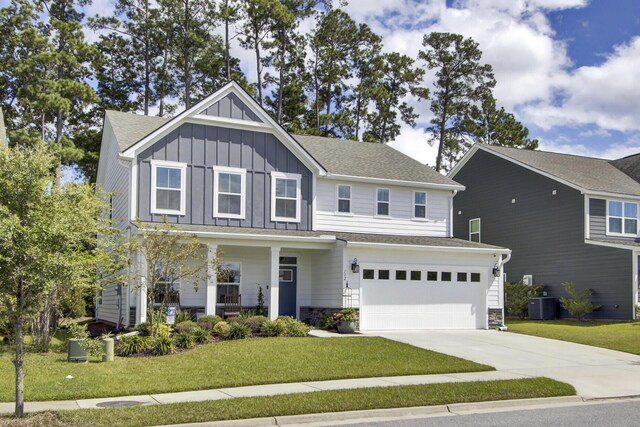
[522,275,533,285]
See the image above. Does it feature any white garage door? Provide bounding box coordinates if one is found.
[360,268,486,330]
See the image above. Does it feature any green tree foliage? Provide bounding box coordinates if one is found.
[504,282,544,319]
[0,142,113,417]
[560,282,601,321]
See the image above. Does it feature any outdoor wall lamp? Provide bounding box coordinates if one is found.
[492,265,501,277]
[351,258,359,273]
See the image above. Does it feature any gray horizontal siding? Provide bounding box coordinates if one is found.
[137,123,312,230]
[453,149,633,320]
[589,197,639,242]
[201,93,262,122]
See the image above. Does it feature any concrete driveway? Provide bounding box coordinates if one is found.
[367,330,640,399]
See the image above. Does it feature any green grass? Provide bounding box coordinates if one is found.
[506,319,640,355]
[0,378,575,427]
[0,337,493,402]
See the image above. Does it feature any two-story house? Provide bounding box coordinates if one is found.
[450,143,640,320]
[95,82,510,331]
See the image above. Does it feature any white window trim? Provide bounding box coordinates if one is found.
[336,184,353,215]
[375,188,391,218]
[606,199,639,237]
[412,190,428,220]
[150,159,187,216]
[271,171,302,223]
[469,218,481,242]
[213,166,247,219]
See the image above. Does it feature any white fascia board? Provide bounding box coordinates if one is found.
[136,226,337,244]
[583,191,640,202]
[343,240,511,255]
[323,174,465,191]
[448,144,480,179]
[584,239,637,251]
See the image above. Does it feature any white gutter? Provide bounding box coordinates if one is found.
[136,227,337,244]
[323,173,465,191]
[344,240,511,254]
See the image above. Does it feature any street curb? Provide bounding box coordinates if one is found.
[161,395,591,427]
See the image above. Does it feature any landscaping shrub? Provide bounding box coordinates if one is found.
[174,332,195,349]
[319,314,336,331]
[263,317,311,337]
[197,315,222,331]
[116,335,150,356]
[227,322,250,340]
[174,310,193,324]
[150,335,175,355]
[191,327,209,344]
[173,320,198,334]
[243,315,269,334]
[135,322,171,338]
[505,282,544,319]
[213,321,231,339]
[560,282,601,321]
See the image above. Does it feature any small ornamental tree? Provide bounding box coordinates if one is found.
[129,219,222,336]
[0,142,112,417]
[504,282,544,319]
[559,282,601,321]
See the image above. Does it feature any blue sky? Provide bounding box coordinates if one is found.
[3,0,640,166]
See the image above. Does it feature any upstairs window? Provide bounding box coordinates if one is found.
[151,160,186,215]
[213,166,246,219]
[271,172,301,222]
[413,191,427,219]
[608,201,638,236]
[469,218,481,242]
[376,188,390,216]
[337,185,352,213]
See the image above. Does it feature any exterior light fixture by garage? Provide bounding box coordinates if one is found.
[492,264,501,277]
[351,258,360,273]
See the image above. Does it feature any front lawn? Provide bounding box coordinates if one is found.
[0,337,493,402]
[506,320,640,355]
[0,378,575,427]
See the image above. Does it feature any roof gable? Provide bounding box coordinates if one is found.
[450,143,640,198]
[610,153,640,184]
[200,92,262,122]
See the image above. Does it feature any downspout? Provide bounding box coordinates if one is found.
[496,251,512,331]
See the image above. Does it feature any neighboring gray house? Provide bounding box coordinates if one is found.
[95,81,511,330]
[450,143,640,320]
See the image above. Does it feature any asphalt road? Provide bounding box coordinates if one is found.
[330,400,640,427]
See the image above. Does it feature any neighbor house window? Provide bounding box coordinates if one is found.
[337,185,352,213]
[413,191,427,219]
[469,218,481,242]
[217,262,241,303]
[608,201,638,236]
[271,172,301,222]
[376,188,390,216]
[150,160,187,215]
[213,166,246,219]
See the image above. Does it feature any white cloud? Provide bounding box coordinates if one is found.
[388,124,438,166]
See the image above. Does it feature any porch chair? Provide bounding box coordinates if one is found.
[223,294,242,319]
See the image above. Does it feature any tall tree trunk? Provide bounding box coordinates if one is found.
[436,117,446,172]
[224,0,230,81]
[314,56,320,131]
[184,0,191,109]
[14,279,24,418]
[255,37,263,106]
[355,94,362,141]
[144,0,150,115]
[277,29,285,123]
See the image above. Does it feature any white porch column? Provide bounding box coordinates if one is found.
[269,246,280,320]
[135,251,147,325]
[206,243,218,316]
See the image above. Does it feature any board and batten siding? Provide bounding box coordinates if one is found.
[309,244,345,308]
[315,179,450,236]
[200,92,262,122]
[453,149,633,320]
[136,123,313,230]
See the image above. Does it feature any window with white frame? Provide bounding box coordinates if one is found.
[217,262,241,303]
[337,184,351,213]
[469,218,481,242]
[151,160,187,215]
[271,172,301,222]
[413,191,427,219]
[376,188,390,216]
[608,201,638,236]
[213,166,246,219]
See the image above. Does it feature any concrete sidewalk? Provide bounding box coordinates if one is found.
[0,370,529,415]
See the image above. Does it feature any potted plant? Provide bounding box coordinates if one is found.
[334,308,358,334]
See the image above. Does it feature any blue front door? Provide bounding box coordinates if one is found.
[279,267,297,317]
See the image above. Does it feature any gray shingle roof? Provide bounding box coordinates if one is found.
[294,134,461,187]
[479,144,640,197]
[104,110,461,186]
[137,222,335,239]
[0,107,7,148]
[610,153,640,184]
[334,232,505,250]
[105,110,170,152]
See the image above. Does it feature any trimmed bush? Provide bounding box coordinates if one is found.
[243,315,269,334]
[505,282,544,319]
[174,332,195,349]
[213,321,231,339]
[150,335,175,355]
[135,322,171,338]
[116,335,150,356]
[262,317,311,337]
[560,282,601,321]
[191,327,209,344]
[174,320,198,334]
[197,315,222,331]
[227,322,250,340]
